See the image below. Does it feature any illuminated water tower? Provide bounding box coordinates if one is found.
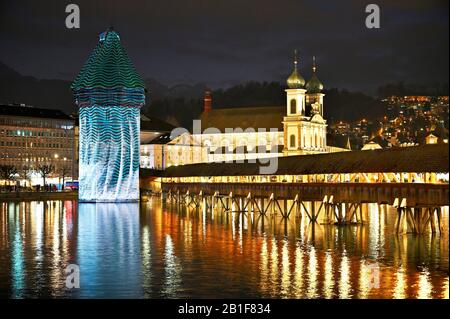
[72,28,145,202]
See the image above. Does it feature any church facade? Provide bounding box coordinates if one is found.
[140,54,347,170]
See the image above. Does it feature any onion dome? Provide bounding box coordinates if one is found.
[286,50,305,89]
[305,56,324,93]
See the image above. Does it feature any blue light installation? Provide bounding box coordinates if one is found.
[72,29,145,202]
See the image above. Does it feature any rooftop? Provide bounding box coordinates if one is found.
[200,106,285,132]
[0,104,73,121]
[141,115,176,132]
[159,144,449,177]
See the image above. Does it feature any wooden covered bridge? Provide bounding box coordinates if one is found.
[141,144,449,234]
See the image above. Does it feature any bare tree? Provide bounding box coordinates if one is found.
[60,166,71,190]
[19,165,33,187]
[37,164,54,188]
[0,165,18,188]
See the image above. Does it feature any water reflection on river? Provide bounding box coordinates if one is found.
[0,199,448,298]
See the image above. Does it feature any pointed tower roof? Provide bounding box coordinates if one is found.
[345,136,352,150]
[286,50,305,89]
[305,56,324,93]
[72,28,145,90]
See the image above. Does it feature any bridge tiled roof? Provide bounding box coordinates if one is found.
[159,144,449,177]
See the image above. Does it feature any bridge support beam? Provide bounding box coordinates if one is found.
[161,190,446,235]
[394,197,444,234]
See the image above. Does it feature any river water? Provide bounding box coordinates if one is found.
[0,198,448,298]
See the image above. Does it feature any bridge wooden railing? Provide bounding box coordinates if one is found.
[161,182,449,206]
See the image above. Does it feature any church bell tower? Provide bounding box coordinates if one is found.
[283,50,307,155]
[283,52,328,156]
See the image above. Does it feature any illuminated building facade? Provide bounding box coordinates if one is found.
[72,29,145,202]
[0,103,75,186]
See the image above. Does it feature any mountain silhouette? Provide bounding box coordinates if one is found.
[0,61,205,115]
[0,61,75,114]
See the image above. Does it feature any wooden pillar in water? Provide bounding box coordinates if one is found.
[359,203,364,224]
[337,203,343,223]
[429,207,436,233]
[395,207,403,233]
[436,207,443,233]
[284,199,288,218]
[311,201,316,222]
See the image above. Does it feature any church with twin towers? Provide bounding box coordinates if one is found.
[141,51,348,170]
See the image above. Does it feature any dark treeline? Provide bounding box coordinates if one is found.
[212,81,284,107]
[143,98,203,129]
[144,81,390,127]
[324,88,384,123]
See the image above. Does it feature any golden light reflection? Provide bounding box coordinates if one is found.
[61,202,69,269]
[280,239,290,297]
[50,202,63,295]
[417,268,432,299]
[323,251,334,298]
[260,234,269,294]
[270,237,279,297]
[443,277,449,299]
[306,245,318,298]
[162,234,182,297]
[293,243,304,298]
[368,203,380,259]
[202,201,207,241]
[393,266,406,299]
[339,250,351,299]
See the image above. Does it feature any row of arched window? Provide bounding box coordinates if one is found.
[289,132,325,149]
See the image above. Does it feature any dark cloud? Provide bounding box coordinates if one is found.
[0,0,448,93]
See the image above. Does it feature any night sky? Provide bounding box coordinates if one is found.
[0,0,448,93]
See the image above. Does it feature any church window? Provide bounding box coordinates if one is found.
[290,99,296,114]
[290,134,296,148]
